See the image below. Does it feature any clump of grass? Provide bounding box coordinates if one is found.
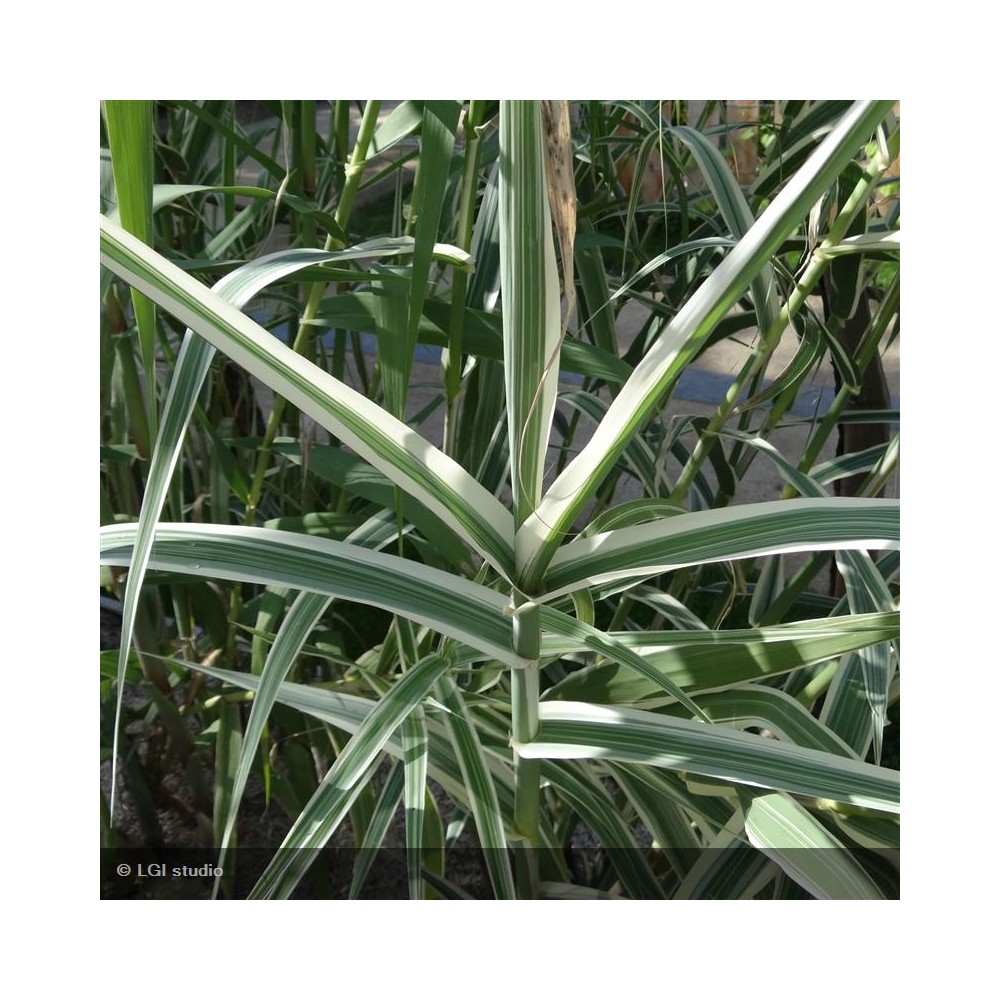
[101,100,899,899]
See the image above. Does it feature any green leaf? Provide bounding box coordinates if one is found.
[402,707,430,899]
[743,791,885,899]
[251,652,453,898]
[372,263,413,421]
[371,100,424,154]
[213,700,243,849]
[539,605,710,721]
[103,182,277,228]
[99,217,514,577]
[399,101,460,420]
[272,443,471,569]
[349,760,405,899]
[659,686,859,758]
[312,293,631,383]
[433,674,517,899]
[517,701,899,814]
[500,100,563,535]
[574,220,621,373]
[541,760,666,899]
[668,124,779,332]
[516,101,894,590]
[543,612,899,704]
[214,590,331,890]
[819,231,899,258]
[104,100,157,435]
[99,522,516,666]
[541,498,900,600]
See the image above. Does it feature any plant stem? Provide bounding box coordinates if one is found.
[755,552,832,627]
[796,659,840,706]
[333,101,350,164]
[780,274,899,499]
[670,126,898,505]
[511,597,541,897]
[443,101,486,456]
[243,101,382,526]
[105,276,153,462]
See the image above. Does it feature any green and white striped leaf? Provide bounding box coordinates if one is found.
[400,101,460,419]
[818,231,900,257]
[349,760,405,899]
[538,883,622,900]
[669,124,779,332]
[213,589,330,895]
[816,439,898,491]
[433,674,517,899]
[104,182,276,230]
[732,322,825,417]
[557,390,661,494]
[538,605,710,721]
[829,809,900,851]
[106,236,487,814]
[402,707,430,900]
[516,702,899,813]
[99,217,514,577]
[580,498,686,537]
[607,763,702,867]
[516,101,894,590]
[629,586,709,631]
[499,100,562,540]
[181,661,470,803]
[713,426,897,752]
[673,812,778,900]
[542,611,899,703]
[100,522,515,666]
[250,652,453,898]
[541,761,666,899]
[539,497,899,600]
[743,791,885,899]
[836,551,897,763]
[752,101,853,199]
[609,763,734,839]
[658,686,859,758]
[822,653,879,757]
[726,426,897,761]
[273,442,471,570]
[108,243,385,813]
[607,237,736,307]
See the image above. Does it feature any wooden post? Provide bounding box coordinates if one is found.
[727,99,759,185]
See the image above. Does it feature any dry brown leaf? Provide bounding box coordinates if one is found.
[541,100,577,330]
